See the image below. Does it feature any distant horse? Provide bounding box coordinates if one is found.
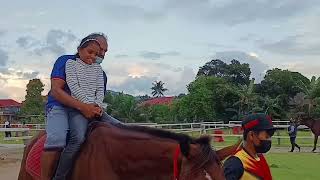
[18,122,240,180]
[295,117,320,152]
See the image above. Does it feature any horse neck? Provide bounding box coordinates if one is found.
[118,135,181,177]
[301,119,314,128]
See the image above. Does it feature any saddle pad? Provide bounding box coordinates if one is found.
[26,135,46,179]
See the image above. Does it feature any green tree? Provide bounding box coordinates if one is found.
[20,79,45,117]
[150,105,172,123]
[197,59,251,86]
[233,79,256,115]
[257,68,310,114]
[172,76,238,122]
[151,81,168,97]
[103,92,137,122]
[263,95,282,118]
[295,76,320,116]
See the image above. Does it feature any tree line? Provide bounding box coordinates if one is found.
[20,59,320,123]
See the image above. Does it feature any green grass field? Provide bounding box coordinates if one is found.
[266,153,320,180]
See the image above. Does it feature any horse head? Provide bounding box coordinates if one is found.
[178,136,240,180]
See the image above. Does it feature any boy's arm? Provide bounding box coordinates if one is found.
[223,156,244,180]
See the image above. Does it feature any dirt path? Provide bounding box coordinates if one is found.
[0,146,24,180]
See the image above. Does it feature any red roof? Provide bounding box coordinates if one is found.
[0,99,22,108]
[141,97,174,106]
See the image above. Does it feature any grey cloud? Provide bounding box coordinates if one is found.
[166,66,195,95]
[46,29,77,45]
[114,54,129,58]
[0,49,8,66]
[17,29,78,56]
[103,3,163,22]
[0,89,10,98]
[19,71,39,79]
[148,62,175,70]
[100,1,316,25]
[36,29,77,56]
[34,44,66,56]
[16,36,39,48]
[0,30,6,36]
[0,68,39,80]
[0,67,11,75]
[279,62,320,78]
[207,43,235,49]
[260,35,320,56]
[238,33,257,42]
[109,76,157,95]
[173,67,183,72]
[106,61,194,95]
[215,51,269,82]
[165,0,317,25]
[140,51,180,60]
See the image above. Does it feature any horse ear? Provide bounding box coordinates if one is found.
[216,139,242,161]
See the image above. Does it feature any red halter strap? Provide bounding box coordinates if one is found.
[173,144,181,180]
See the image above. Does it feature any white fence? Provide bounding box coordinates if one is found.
[0,120,309,133]
[0,121,312,146]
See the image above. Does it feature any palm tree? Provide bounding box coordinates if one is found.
[234,79,256,115]
[263,95,281,117]
[226,79,257,120]
[295,76,320,116]
[151,81,168,97]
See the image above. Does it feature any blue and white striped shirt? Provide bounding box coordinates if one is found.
[65,58,104,107]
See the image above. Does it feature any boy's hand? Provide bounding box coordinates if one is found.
[80,104,100,119]
[93,104,103,117]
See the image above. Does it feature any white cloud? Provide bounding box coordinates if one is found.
[277,61,320,78]
[260,34,320,56]
[105,61,195,96]
[214,51,269,82]
[0,48,8,66]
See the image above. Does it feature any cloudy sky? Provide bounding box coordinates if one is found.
[1,0,320,101]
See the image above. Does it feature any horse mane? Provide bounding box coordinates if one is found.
[89,122,214,158]
[111,122,220,171]
[193,136,220,165]
[112,122,194,156]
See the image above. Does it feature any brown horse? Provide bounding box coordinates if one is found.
[18,122,240,180]
[296,117,320,152]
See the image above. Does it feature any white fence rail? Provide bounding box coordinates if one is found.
[0,121,309,132]
[1,121,311,146]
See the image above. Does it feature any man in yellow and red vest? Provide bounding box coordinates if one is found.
[223,113,279,180]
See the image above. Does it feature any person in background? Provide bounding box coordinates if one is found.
[4,120,12,138]
[288,120,300,152]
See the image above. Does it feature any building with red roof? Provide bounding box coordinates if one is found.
[0,99,22,123]
[140,96,175,106]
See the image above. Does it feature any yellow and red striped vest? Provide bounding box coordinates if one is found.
[234,149,272,180]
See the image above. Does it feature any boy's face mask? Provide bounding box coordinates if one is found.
[96,57,104,64]
[253,131,273,153]
[254,139,272,153]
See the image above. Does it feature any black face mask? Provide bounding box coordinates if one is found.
[254,139,272,153]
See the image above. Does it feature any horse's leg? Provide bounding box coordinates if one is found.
[312,135,318,152]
